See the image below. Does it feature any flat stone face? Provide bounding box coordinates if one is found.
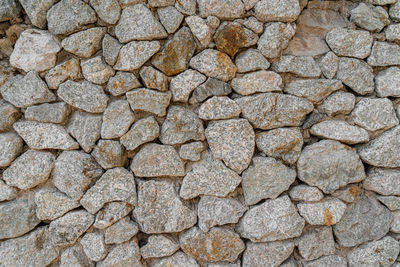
[363,167,400,195]
[25,102,70,124]
[189,77,232,104]
[91,139,126,169]
[59,244,93,267]
[93,201,132,229]
[45,58,82,90]
[336,57,374,95]
[0,132,23,167]
[258,22,296,59]
[0,99,19,132]
[350,3,389,32]
[231,70,282,95]
[106,71,141,96]
[326,28,373,59]
[158,6,184,34]
[81,56,115,85]
[0,179,17,202]
[90,0,121,24]
[101,100,135,139]
[235,48,270,73]
[298,140,365,193]
[67,111,102,153]
[185,16,212,47]
[319,91,355,117]
[97,239,142,267]
[140,234,179,259]
[367,41,400,67]
[289,185,324,202]
[120,116,159,150]
[126,89,171,117]
[104,217,138,244]
[272,55,321,78]
[102,34,122,66]
[179,141,204,161]
[297,226,335,261]
[139,66,168,92]
[376,67,400,97]
[180,227,245,263]
[255,0,300,22]
[297,197,347,226]
[199,96,241,120]
[242,240,294,267]
[114,41,161,71]
[80,232,107,262]
[132,179,197,233]
[319,51,339,79]
[152,251,199,267]
[236,195,305,242]
[170,70,206,102]
[377,196,400,211]
[310,120,369,144]
[197,0,245,19]
[61,27,106,58]
[115,4,167,43]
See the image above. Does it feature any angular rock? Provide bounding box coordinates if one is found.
[391,0,400,21]
[391,210,400,233]
[157,6,184,34]
[197,0,244,19]
[255,0,300,22]
[326,28,373,59]
[92,140,125,169]
[105,216,139,244]
[102,34,122,66]
[231,70,282,95]
[44,58,82,89]
[331,184,362,204]
[80,232,107,262]
[272,55,321,78]
[97,239,142,267]
[185,15,212,47]
[152,251,199,267]
[139,66,168,91]
[126,88,171,117]
[310,120,369,144]
[61,27,106,58]
[114,41,160,71]
[189,77,232,104]
[106,71,141,96]
[257,22,296,59]
[25,102,70,124]
[350,3,389,32]
[235,48,270,73]
[236,16,264,33]
[318,91,355,116]
[140,234,179,259]
[296,226,335,261]
[90,0,121,24]
[363,168,400,195]
[93,201,132,229]
[0,0,20,22]
[319,51,339,79]
[289,185,324,202]
[199,96,241,120]
[376,67,400,97]
[284,79,342,104]
[101,100,134,139]
[67,111,102,153]
[336,57,374,95]
[0,99,19,132]
[303,255,347,267]
[120,116,159,150]
[81,56,114,84]
[385,23,400,42]
[377,196,400,211]
[0,179,17,202]
[367,41,400,67]
[19,0,56,28]
[297,197,347,226]
[0,131,23,167]
[242,240,294,267]
[170,69,206,102]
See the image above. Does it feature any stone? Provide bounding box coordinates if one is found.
[120,116,159,150]
[140,234,179,259]
[255,127,303,164]
[0,99,19,132]
[189,49,237,82]
[157,6,184,34]
[206,118,254,173]
[310,120,369,144]
[0,179,17,201]
[152,26,196,76]
[61,27,106,58]
[92,140,125,169]
[52,150,103,200]
[189,77,232,104]
[67,111,102,153]
[367,41,400,67]
[138,67,168,93]
[197,0,244,19]
[80,232,107,261]
[105,216,139,244]
[297,197,347,226]
[3,150,54,189]
[348,236,400,267]
[242,156,296,205]
[0,198,40,239]
[94,201,133,229]
[126,88,171,117]
[236,93,314,130]
[318,91,355,116]
[180,151,241,199]
[114,41,160,71]
[236,16,263,33]
[319,51,339,79]
[376,67,400,97]
[81,56,115,84]
[160,106,204,145]
[363,168,400,195]
[284,79,342,104]
[101,100,134,139]
[336,57,374,95]
[47,0,97,35]
[0,227,59,267]
[257,22,296,59]
[61,245,91,267]
[297,140,365,193]
[377,196,400,211]
[0,132,22,167]
[297,226,335,261]
[48,210,94,246]
[14,121,79,150]
[44,58,81,90]
[242,240,294,267]
[180,227,245,262]
[391,0,400,21]
[255,0,300,22]
[25,102,70,124]
[352,98,398,132]
[1,72,55,108]
[102,34,122,66]
[131,143,184,177]
[19,0,57,28]
[231,70,282,95]
[272,55,321,78]
[236,195,305,242]
[350,3,389,32]
[185,15,212,47]
[199,96,241,120]
[391,210,400,233]
[289,185,324,202]
[10,29,61,72]
[115,4,167,43]
[152,251,199,267]
[333,195,392,247]
[97,239,142,267]
[385,24,400,42]
[303,255,347,267]
[106,71,141,96]
[90,0,121,24]
[133,179,197,233]
[331,184,362,204]
[170,69,206,102]
[235,49,270,73]
[0,0,20,22]
[326,28,373,59]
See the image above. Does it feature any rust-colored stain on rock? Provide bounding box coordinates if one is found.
[214,23,248,57]
[323,208,334,226]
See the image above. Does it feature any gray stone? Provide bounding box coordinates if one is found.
[139,66,168,92]
[25,102,70,124]
[333,195,392,247]
[391,210,400,233]
[47,0,97,35]
[0,99,19,132]
[205,262,241,267]
[364,168,400,195]
[1,71,55,108]
[376,67,400,97]
[331,184,362,204]
[90,0,121,24]
[198,196,247,232]
[115,4,167,43]
[102,34,122,66]
[284,79,342,104]
[319,51,339,79]
[126,88,171,116]
[289,185,324,202]
[44,58,82,89]
[3,150,54,189]
[297,226,335,261]
[0,179,17,201]
[255,127,303,164]
[58,80,109,113]
[106,71,141,96]
[318,91,355,116]
[390,1,400,22]
[297,140,365,193]
[179,141,204,161]
[131,143,184,177]
[0,0,20,22]
[242,156,296,205]
[14,121,79,150]
[53,150,103,200]
[257,22,296,59]
[236,93,314,130]
[385,24,400,42]
[297,197,347,226]
[367,41,400,67]
[180,227,245,262]
[81,56,115,85]
[97,239,142,267]
[80,232,107,261]
[67,111,102,153]
[242,240,294,267]
[350,3,389,32]
[235,49,270,73]
[101,100,134,139]
[0,198,40,239]
[255,0,300,22]
[19,0,56,28]
[231,70,282,95]
[92,140,125,169]
[133,179,197,233]
[157,6,184,34]
[120,116,159,150]
[9,29,61,72]
[0,131,23,167]
[152,251,199,267]
[326,28,373,59]
[94,201,132,229]
[363,0,397,4]
[180,151,241,199]
[140,234,179,259]
[199,96,241,120]
[189,77,232,104]
[303,256,346,267]
[378,196,400,211]
[61,27,106,58]
[348,236,400,267]
[170,69,206,102]
[105,216,138,244]
[336,57,374,95]
[197,0,244,19]
[61,245,91,267]
[114,41,160,71]
[310,120,369,144]
[185,15,213,47]
[236,16,263,33]
[272,55,321,78]
[236,195,305,242]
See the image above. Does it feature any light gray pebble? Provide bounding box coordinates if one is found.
[0,131,23,167]
[377,196,400,211]
[318,51,339,79]
[120,116,159,151]
[140,234,179,259]
[104,216,138,244]
[376,67,400,97]
[199,96,241,120]
[93,201,133,229]
[89,0,121,24]
[61,27,106,58]
[60,244,94,267]
[97,239,142,267]
[80,232,107,262]
[364,167,400,196]
[235,48,270,73]
[102,34,122,66]
[197,0,245,19]
[272,55,321,78]
[170,69,206,102]
[350,3,389,32]
[255,0,300,22]
[126,88,171,117]
[106,71,141,96]
[257,22,296,59]
[25,102,70,124]
[296,226,335,260]
[92,139,126,169]
[231,70,282,95]
[101,100,134,139]
[297,197,347,226]
[152,251,199,267]
[179,141,204,161]
[289,185,324,202]
[242,240,294,267]
[114,41,160,71]
[367,41,400,67]
[318,91,355,116]
[157,6,184,34]
[310,120,369,144]
[81,56,115,85]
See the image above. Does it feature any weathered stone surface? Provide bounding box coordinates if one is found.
[97,239,142,267]
[90,0,121,24]
[105,216,138,244]
[180,227,245,262]
[331,184,362,204]
[170,69,206,102]
[0,99,19,132]
[152,251,199,267]
[133,179,197,233]
[80,232,107,262]
[298,140,365,193]
[333,195,392,247]
[120,116,159,150]
[377,196,400,211]
[185,15,213,47]
[255,0,300,22]
[92,139,125,169]
[367,41,400,67]
[140,234,179,259]
[310,120,369,144]
[199,96,241,120]
[67,111,102,153]
[19,0,56,28]
[326,28,373,59]
[0,131,23,167]
[47,0,96,35]
[53,150,103,200]
[197,0,245,19]
[257,22,296,59]
[45,58,81,90]
[289,185,324,202]
[336,57,374,95]
[94,201,132,229]
[385,24,400,42]
[319,51,339,79]
[102,34,122,66]
[190,77,232,104]
[25,102,70,124]
[126,88,171,117]
[14,121,79,150]
[350,3,389,32]
[391,0,400,21]
[179,142,203,161]
[61,27,106,58]
[81,56,115,85]
[0,0,20,22]
[131,143,184,177]
[319,91,355,117]
[139,66,168,91]
[303,255,347,267]
[236,93,314,130]
[157,6,184,34]
[272,55,321,78]
[106,71,141,96]
[235,48,270,73]
[242,240,294,267]
[297,226,335,261]
[376,67,400,97]
[236,195,305,242]
[115,4,167,43]
[101,100,134,139]
[189,49,237,82]
[242,156,296,205]
[231,70,282,95]
[58,80,109,113]
[391,210,400,233]
[363,168,400,196]
[297,197,347,226]
[284,79,342,104]
[0,179,17,202]
[114,41,160,71]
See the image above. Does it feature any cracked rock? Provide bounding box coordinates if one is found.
[350,3,389,32]
[45,58,82,90]
[367,41,400,67]
[170,69,206,102]
[97,239,142,267]
[272,55,321,78]
[363,167,400,196]
[0,132,23,167]
[296,226,335,261]
[179,141,204,161]
[104,216,139,244]
[258,22,296,59]
[375,67,400,97]
[318,91,355,117]
[140,234,179,259]
[284,79,342,104]
[90,0,121,24]
[93,201,132,229]
[235,48,270,73]
[67,111,102,153]
[189,77,232,104]
[102,34,122,66]
[120,116,159,151]
[80,232,107,262]
[336,57,374,95]
[319,51,339,79]
[81,56,115,84]
[139,66,168,92]
[185,15,213,47]
[25,102,70,124]
[91,139,126,169]
[106,71,141,96]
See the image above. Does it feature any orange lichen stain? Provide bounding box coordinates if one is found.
[215,23,247,57]
[389,258,394,263]
[323,208,334,226]
[348,185,360,200]
[375,248,381,253]
[216,51,237,77]
[112,79,125,89]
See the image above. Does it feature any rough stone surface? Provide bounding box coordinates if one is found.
[296,226,335,261]
[114,41,161,71]
[0,179,17,202]
[326,28,373,59]
[104,216,138,244]
[139,66,168,92]
[0,99,19,132]
[242,240,294,267]
[61,27,106,58]
[319,51,339,79]
[272,55,321,78]
[140,234,179,259]
[120,116,159,150]
[90,0,121,24]
[284,79,342,104]
[350,3,389,32]
[367,41,400,67]
[289,185,324,202]
[102,34,122,66]
[258,22,296,59]
[310,120,369,144]
[44,58,81,90]
[0,0,21,22]
[199,96,241,120]
[297,197,347,226]
[363,168,400,196]
[319,91,355,117]
[93,201,132,229]
[91,139,125,169]
[179,141,204,161]
[189,77,232,104]
[231,70,282,95]
[235,48,270,73]
[185,15,213,47]
[158,6,184,34]
[67,111,102,153]
[80,232,107,261]
[170,69,206,102]
[106,71,141,96]
[375,67,400,97]
[152,251,199,267]
[97,239,142,267]
[197,0,245,19]
[81,56,115,84]
[126,88,171,117]
[25,102,70,124]
[303,255,347,267]
[101,99,134,139]
[0,131,23,167]
[255,0,300,22]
